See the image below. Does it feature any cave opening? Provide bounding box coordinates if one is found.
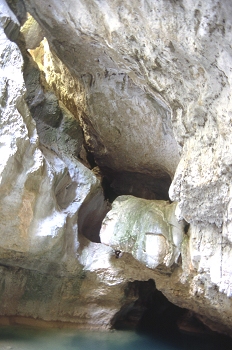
[100,167,172,203]
[77,149,173,242]
[111,279,187,338]
[110,279,232,348]
[78,148,173,204]
[77,164,173,242]
[78,144,173,204]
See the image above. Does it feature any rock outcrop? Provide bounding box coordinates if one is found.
[1,0,232,338]
[100,196,184,269]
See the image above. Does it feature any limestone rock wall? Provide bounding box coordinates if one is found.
[0,0,126,329]
[22,0,232,226]
[1,0,232,337]
[22,0,180,180]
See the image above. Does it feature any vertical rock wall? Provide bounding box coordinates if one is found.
[0,0,123,329]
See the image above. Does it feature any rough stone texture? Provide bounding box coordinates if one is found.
[0,0,124,329]
[100,196,185,269]
[29,38,86,122]
[22,0,180,180]
[22,0,232,225]
[20,14,44,49]
[1,0,232,338]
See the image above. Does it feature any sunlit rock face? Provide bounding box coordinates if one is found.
[0,6,87,261]
[100,196,184,269]
[0,0,119,329]
[1,0,232,338]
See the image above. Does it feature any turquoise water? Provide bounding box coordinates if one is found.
[0,326,231,350]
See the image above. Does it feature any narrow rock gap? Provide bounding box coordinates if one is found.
[78,145,173,203]
[77,156,173,242]
[77,189,110,243]
[77,145,173,242]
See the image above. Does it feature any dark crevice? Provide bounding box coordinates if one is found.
[111,279,186,335]
[78,140,172,203]
[85,149,97,169]
[78,146,173,242]
[77,141,173,242]
[99,167,172,203]
[101,176,118,203]
[184,222,190,235]
[77,161,172,242]
[78,145,97,170]
[78,189,110,243]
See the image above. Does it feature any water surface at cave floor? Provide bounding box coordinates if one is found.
[0,325,231,350]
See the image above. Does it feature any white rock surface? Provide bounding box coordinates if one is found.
[0,20,89,258]
[0,1,124,329]
[1,0,232,336]
[100,196,184,269]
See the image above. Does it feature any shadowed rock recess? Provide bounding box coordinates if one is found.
[1,0,232,341]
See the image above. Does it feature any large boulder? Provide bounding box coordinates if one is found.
[100,196,185,269]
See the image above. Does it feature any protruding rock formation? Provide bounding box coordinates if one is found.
[100,196,184,269]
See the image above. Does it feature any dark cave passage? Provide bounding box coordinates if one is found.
[78,166,172,243]
[110,279,232,349]
[79,146,172,204]
[111,279,186,336]
[78,147,173,242]
[77,189,110,243]
[100,167,172,203]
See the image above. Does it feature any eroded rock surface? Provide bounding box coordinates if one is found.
[21,0,180,182]
[0,0,120,329]
[100,196,184,269]
[22,0,232,227]
[1,0,232,338]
